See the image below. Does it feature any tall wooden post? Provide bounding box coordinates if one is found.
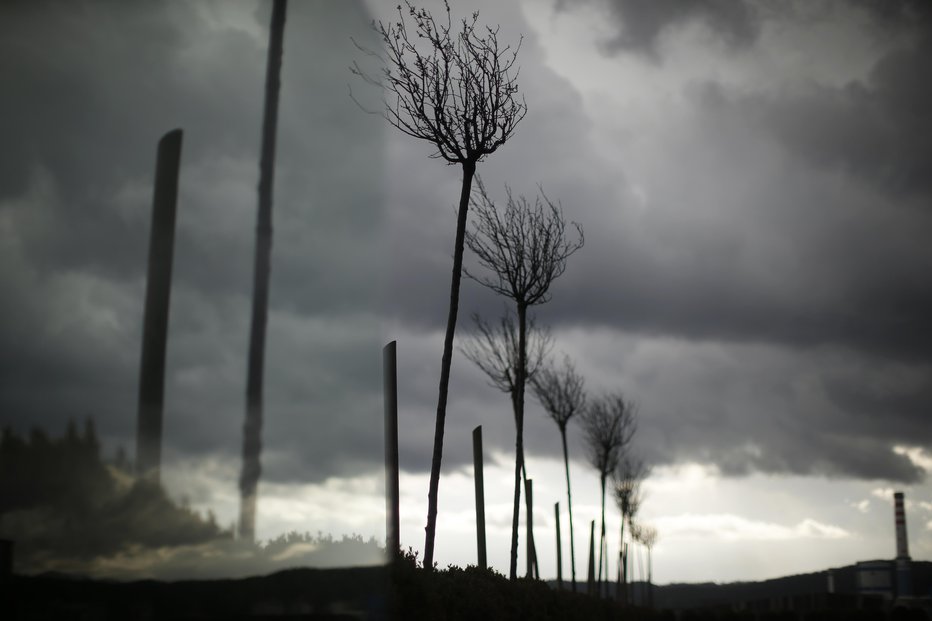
[135,128,182,482]
[587,520,595,596]
[525,478,534,578]
[384,342,400,558]
[472,425,487,569]
[554,502,563,589]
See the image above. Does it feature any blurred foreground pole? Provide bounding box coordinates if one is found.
[239,0,286,542]
[136,128,182,482]
[555,502,563,589]
[384,341,400,557]
[472,425,487,569]
[587,520,595,596]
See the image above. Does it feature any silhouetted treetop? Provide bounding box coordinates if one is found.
[583,393,637,481]
[461,310,551,397]
[614,455,648,527]
[465,179,584,308]
[353,0,526,164]
[532,354,586,432]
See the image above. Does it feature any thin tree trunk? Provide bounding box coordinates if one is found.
[239,0,286,542]
[618,518,626,603]
[423,160,476,570]
[509,420,522,579]
[525,478,533,578]
[587,519,595,596]
[648,547,653,609]
[509,303,529,579]
[560,426,576,591]
[555,502,562,589]
[472,425,487,569]
[638,543,646,606]
[512,406,537,578]
[383,341,400,557]
[598,472,606,596]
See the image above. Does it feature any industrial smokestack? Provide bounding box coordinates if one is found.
[893,491,912,597]
[894,491,909,559]
[136,129,183,482]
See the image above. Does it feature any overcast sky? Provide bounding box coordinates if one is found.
[1,0,930,584]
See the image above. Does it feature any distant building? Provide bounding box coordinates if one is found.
[857,559,894,599]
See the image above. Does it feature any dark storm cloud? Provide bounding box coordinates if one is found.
[0,1,267,278]
[366,0,932,485]
[557,0,759,57]
[733,36,932,202]
[3,0,931,500]
[553,333,932,484]
[483,1,932,365]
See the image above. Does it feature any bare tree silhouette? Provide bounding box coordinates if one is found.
[614,455,648,604]
[632,522,658,608]
[582,393,636,597]
[461,309,551,575]
[531,354,586,591]
[461,311,551,399]
[239,0,286,542]
[353,1,526,570]
[465,179,583,580]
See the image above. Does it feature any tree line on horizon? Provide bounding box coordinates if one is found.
[0,421,387,578]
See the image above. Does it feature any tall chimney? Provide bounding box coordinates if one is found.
[894,492,909,559]
[136,129,183,482]
[893,491,912,597]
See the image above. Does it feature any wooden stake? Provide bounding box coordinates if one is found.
[384,341,400,557]
[587,520,595,596]
[473,425,487,569]
[555,502,563,589]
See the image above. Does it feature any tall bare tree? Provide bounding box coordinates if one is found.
[353,1,526,570]
[465,179,583,579]
[461,309,551,574]
[614,455,648,603]
[531,354,586,591]
[239,0,286,542]
[582,393,636,597]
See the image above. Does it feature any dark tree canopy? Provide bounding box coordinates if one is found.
[353,1,527,164]
[465,178,584,308]
[583,393,637,480]
[532,354,587,432]
[632,522,658,549]
[614,455,648,526]
[461,310,551,397]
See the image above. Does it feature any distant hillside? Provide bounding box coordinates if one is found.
[649,561,932,610]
